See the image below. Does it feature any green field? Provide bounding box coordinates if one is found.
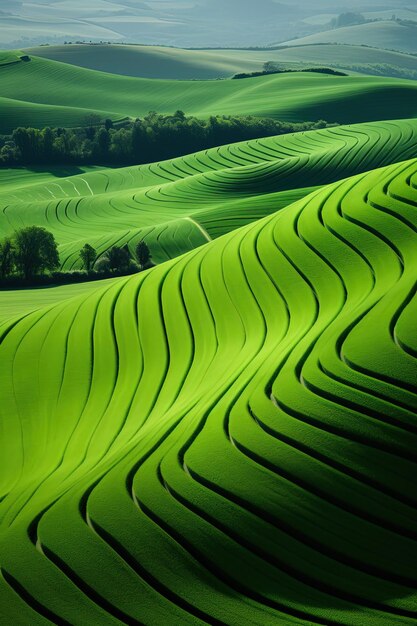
[1,119,417,278]
[2,34,417,625]
[1,152,416,624]
[279,19,417,54]
[25,42,417,79]
[0,276,118,324]
[1,54,417,133]
[0,164,103,191]
[26,43,264,79]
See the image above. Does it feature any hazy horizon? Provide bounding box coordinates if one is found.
[0,0,415,50]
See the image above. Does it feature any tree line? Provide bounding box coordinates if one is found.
[232,63,347,79]
[0,225,153,286]
[0,112,337,167]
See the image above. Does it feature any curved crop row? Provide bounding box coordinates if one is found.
[0,158,416,624]
[2,119,417,272]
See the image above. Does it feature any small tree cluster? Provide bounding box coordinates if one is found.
[0,231,153,285]
[80,240,152,274]
[233,65,347,79]
[0,226,59,280]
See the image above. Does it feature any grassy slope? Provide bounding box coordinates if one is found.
[1,55,417,132]
[279,20,417,54]
[0,165,103,191]
[0,157,416,624]
[0,50,22,66]
[0,277,119,324]
[25,44,253,79]
[1,119,417,281]
[25,43,417,79]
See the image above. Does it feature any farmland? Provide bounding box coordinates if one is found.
[1,119,416,279]
[1,154,416,624]
[1,55,417,133]
[26,42,417,80]
[1,20,417,625]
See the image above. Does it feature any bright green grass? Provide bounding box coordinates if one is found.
[0,156,416,624]
[0,51,22,66]
[0,94,129,134]
[25,43,417,79]
[0,277,119,324]
[1,54,417,133]
[279,20,417,54]
[0,165,103,191]
[2,119,417,277]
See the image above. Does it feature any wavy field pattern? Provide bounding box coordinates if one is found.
[2,119,417,272]
[25,43,417,80]
[0,157,416,624]
[2,55,417,132]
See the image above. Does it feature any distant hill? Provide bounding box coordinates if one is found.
[25,42,417,81]
[1,55,417,133]
[278,19,417,55]
[25,44,252,80]
[0,0,309,49]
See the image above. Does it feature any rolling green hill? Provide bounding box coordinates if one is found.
[0,50,22,66]
[1,119,417,279]
[1,55,417,133]
[0,154,416,624]
[25,44,257,79]
[25,43,417,80]
[0,164,102,192]
[279,20,417,55]
[0,276,119,325]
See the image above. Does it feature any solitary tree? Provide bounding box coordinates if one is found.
[80,243,96,272]
[14,226,59,280]
[0,237,15,279]
[135,240,152,269]
[106,245,131,272]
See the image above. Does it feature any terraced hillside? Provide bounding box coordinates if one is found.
[2,119,417,279]
[25,43,417,80]
[1,156,417,625]
[1,55,417,132]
